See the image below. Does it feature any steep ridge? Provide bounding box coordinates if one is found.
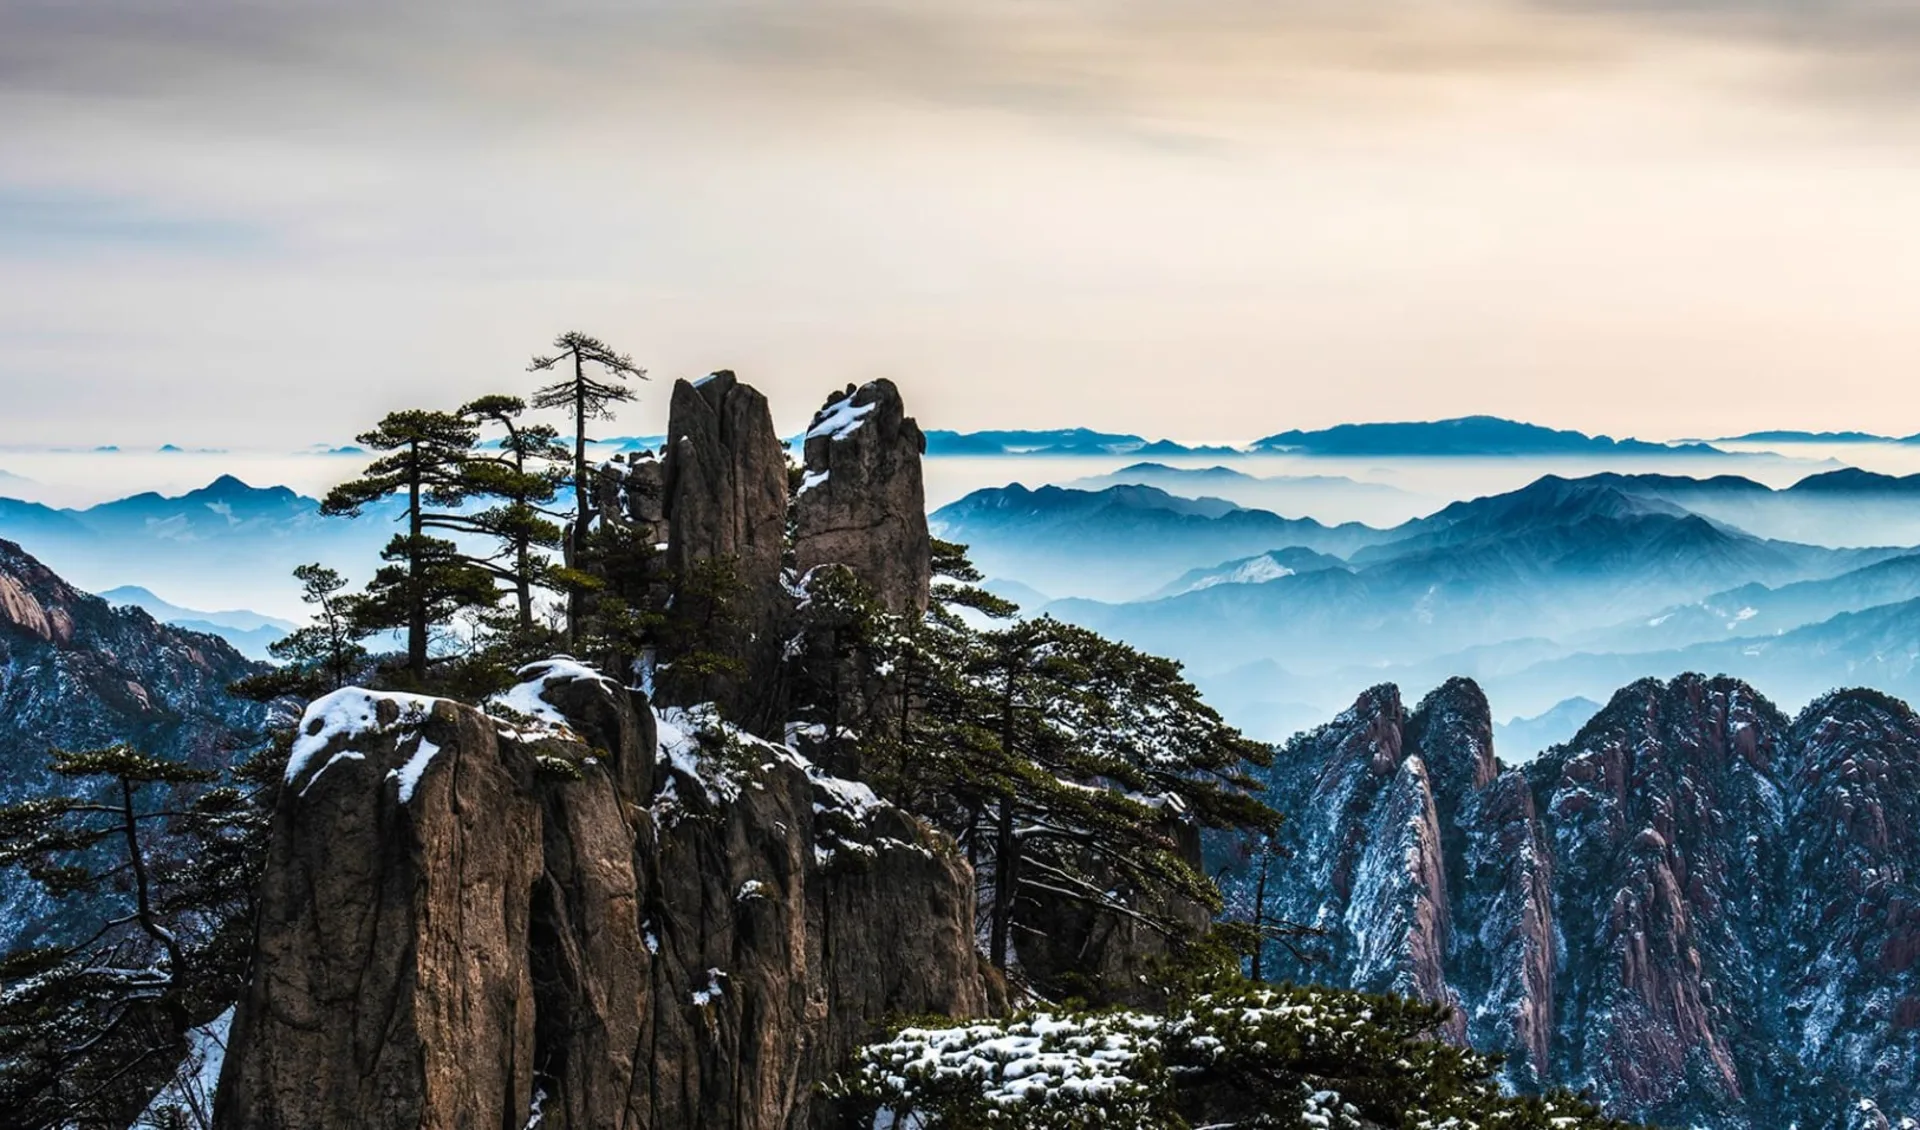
[1245,673,1920,1127]
[218,666,984,1129]
[0,537,266,949]
[216,377,985,1129]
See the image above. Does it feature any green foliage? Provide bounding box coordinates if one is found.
[321,408,487,679]
[834,976,1642,1130]
[652,555,749,711]
[789,541,1280,976]
[0,740,280,1129]
[246,563,369,700]
[455,395,570,628]
[527,331,648,631]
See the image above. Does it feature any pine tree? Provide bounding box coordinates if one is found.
[0,742,276,1128]
[456,394,568,631]
[236,563,369,700]
[527,332,646,637]
[320,409,494,682]
[835,974,1643,1130]
[829,539,1280,976]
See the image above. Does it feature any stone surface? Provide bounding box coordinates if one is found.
[794,380,931,615]
[216,666,986,1130]
[1242,672,1920,1128]
[658,371,791,727]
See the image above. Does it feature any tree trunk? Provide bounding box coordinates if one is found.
[989,794,1017,970]
[1251,841,1271,982]
[565,353,588,646]
[407,445,427,681]
[516,543,534,628]
[989,669,1019,969]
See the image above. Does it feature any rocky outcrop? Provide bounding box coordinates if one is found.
[655,371,792,728]
[0,537,266,951]
[1254,683,1463,1040]
[216,660,986,1129]
[1245,672,1920,1128]
[1536,675,1785,1123]
[662,371,788,601]
[1783,689,1920,1122]
[794,380,931,615]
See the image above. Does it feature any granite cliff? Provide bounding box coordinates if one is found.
[1244,673,1920,1128]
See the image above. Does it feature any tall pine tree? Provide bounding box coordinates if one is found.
[455,394,568,631]
[527,332,646,637]
[320,409,495,682]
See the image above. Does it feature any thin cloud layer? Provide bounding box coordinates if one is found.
[1,2,1917,446]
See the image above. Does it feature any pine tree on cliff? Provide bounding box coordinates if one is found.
[527,332,646,637]
[966,616,1278,970]
[0,743,275,1127]
[277,563,367,688]
[454,395,569,631]
[321,409,496,682]
[835,539,1279,974]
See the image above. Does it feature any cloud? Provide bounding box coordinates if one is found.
[0,188,269,257]
[2,1,1916,134]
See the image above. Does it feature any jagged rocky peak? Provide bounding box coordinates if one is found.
[1782,688,1920,1121]
[0,536,80,643]
[1259,682,1461,1035]
[1525,674,1791,1122]
[795,379,931,615]
[1406,676,1498,806]
[218,658,985,1129]
[661,370,788,597]
[1249,669,1920,1127]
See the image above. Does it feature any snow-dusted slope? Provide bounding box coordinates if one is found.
[1236,673,1920,1128]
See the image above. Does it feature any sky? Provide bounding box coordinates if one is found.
[3,1,1919,447]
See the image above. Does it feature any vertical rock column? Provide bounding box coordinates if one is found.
[793,379,932,615]
[658,370,791,731]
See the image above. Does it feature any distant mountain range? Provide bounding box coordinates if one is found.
[1069,463,1432,526]
[1045,477,1899,674]
[0,474,398,618]
[99,585,294,660]
[922,428,1240,457]
[1248,415,1721,457]
[920,417,1749,459]
[1715,430,1904,444]
[939,470,1920,738]
[930,482,1389,601]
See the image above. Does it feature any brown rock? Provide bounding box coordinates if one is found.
[793,380,931,615]
[217,664,986,1129]
[659,371,791,728]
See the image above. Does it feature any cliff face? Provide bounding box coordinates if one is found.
[218,664,985,1130]
[1251,673,1920,1128]
[0,537,266,950]
[794,380,931,616]
[217,376,988,1129]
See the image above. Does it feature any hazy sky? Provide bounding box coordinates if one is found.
[3,1,1919,446]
